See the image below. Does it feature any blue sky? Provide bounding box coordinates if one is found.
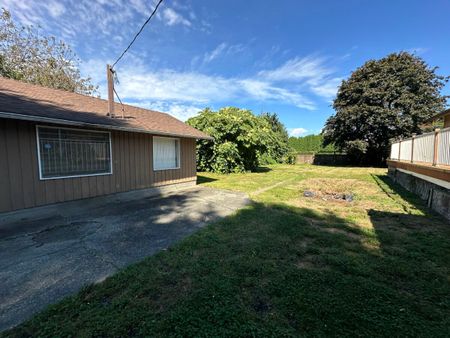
[3,0,450,136]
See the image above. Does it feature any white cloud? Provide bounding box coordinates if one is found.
[288,128,308,137]
[259,55,341,100]
[309,77,342,100]
[162,8,191,27]
[137,101,203,121]
[2,0,195,49]
[203,43,228,63]
[45,1,66,18]
[202,43,246,64]
[80,53,347,120]
[259,56,332,82]
[238,79,314,110]
[111,66,315,110]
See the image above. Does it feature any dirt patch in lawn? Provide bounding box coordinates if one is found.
[300,178,360,202]
[288,178,381,229]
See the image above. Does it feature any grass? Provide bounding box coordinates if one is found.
[4,164,450,337]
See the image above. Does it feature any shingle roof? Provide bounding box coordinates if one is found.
[425,108,450,123]
[429,109,450,120]
[0,77,212,139]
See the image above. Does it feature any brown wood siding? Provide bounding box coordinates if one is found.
[0,119,198,213]
[444,115,450,128]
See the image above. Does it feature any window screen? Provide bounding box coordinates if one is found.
[37,126,112,179]
[153,137,180,170]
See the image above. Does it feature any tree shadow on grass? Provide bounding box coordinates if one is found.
[6,194,450,337]
[196,174,218,184]
[370,173,436,215]
[253,166,272,173]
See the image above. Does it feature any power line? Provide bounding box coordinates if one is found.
[113,86,125,117]
[111,0,164,69]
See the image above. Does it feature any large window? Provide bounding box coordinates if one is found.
[153,136,180,170]
[37,126,112,179]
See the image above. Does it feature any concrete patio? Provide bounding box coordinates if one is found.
[0,186,249,331]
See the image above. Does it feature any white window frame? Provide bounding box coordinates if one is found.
[153,136,181,171]
[36,125,113,180]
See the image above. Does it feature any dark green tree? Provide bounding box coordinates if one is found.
[323,52,448,165]
[288,134,336,153]
[0,8,97,95]
[259,112,291,164]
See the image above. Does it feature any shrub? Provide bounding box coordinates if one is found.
[187,107,292,173]
[211,142,245,173]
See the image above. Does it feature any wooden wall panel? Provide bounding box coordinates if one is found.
[0,119,12,212]
[28,124,46,206]
[55,179,66,202]
[116,131,124,192]
[5,119,25,210]
[0,119,198,213]
[17,122,35,208]
[143,134,150,187]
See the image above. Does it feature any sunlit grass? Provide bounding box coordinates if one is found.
[5,164,450,337]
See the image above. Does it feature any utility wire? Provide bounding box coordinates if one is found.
[113,86,126,117]
[111,0,164,69]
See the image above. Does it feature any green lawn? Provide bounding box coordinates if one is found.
[5,165,450,337]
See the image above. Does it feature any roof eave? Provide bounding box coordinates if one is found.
[0,111,214,140]
[425,108,450,123]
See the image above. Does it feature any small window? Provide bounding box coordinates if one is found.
[153,137,180,170]
[37,126,112,179]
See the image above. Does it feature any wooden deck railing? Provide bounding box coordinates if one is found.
[390,128,450,167]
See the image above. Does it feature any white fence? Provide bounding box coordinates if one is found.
[390,127,450,166]
[438,128,450,165]
[399,139,412,161]
[412,133,434,163]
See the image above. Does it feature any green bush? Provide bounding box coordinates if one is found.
[258,152,278,165]
[211,142,245,173]
[187,107,292,173]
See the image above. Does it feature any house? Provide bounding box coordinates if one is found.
[0,77,212,214]
[425,108,450,128]
[387,109,450,220]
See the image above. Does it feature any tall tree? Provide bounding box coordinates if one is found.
[323,52,448,165]
[288,134,336,153]
[260,112,290,163]
[0,8,97,95]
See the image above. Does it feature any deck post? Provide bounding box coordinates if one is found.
[411,134,416,163]
[433,128,440,166]
[398,140,401,161]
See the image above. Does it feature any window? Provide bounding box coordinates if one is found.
[37,126,112,179]
[153,137,180,170]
